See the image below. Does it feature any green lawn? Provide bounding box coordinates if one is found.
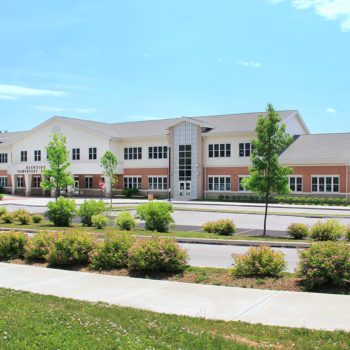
[0,288,348,349]
[0,221,308,243]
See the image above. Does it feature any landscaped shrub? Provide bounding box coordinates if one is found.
[231,246,286,277]
[310,220,344,241]
[91,214,109,229]
[202,219,236,235]
[0,194,3,200]
[45,231,94,266]
[17,213,31,225]
[1,213,14,223]
[224,195,230,201]
[115,210,137,231]
[31,214,44,224]
[24,232,54,260]
[89,233,134,270]
[345,226,350,241]
[296,241,350,290]
[45,197,77,227]
[287,223,309,239]
[0,231,28,260]
[13,209,30,219]
[121,188,139,197]
[135,201,174,232]
[0,207,7,216]
[218,194,224,201]
[127,235,189,273]
[79,200,106,227]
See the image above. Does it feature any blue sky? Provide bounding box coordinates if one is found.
[0,0,349,134]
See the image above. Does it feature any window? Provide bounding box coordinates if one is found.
[312,176,339,193]
[208,144,231,158]
[124,147,142,160]
[148,146,168,159]
[289,176,303,192]
[34,150,41,161]
[0,176,7,187]
[72,148,80,160]
[89,147,97,160]
[148,176,168,190]
[85,176,93,189]
[0,153,8,163]
[21,151,27,162]
[33,176,41,188]
[17,176,24,188]
[179,145,191,181]
[208,176,231,191]
[238,176,249,191]
[239,143,253,157]
[124,176,142,189]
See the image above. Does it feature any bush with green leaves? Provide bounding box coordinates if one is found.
[135,201,174,232]
[231,246,286,277]
[297,241,350,290]
[115,210,137,231]
[31,214,44,224]
[0,207,7,216]
[202,219,236,235]
[121,188,139,197]
[79,200,106,227]
[0,231,28,260]
[310,220,344,241]
[89,233,134,270]
[127,235,189,273]
[1,213,14,223]
[91,214,109,229]
[45,197,77,227]
[346,226,350,241]
[13,209,30,219]
[0,194,3,200]
[45,231,95,266]
[24,232,54,260]
[287,223,309,240]
[17,213,31,225]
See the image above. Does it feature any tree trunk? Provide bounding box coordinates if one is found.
[263,192,269,236]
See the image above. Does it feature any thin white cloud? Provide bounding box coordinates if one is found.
[33,105,100,114]
[326,107,338,114]
[0,84,66,97]
[237,60,261,68]
[271,0,350,32]
[0,95,17,100]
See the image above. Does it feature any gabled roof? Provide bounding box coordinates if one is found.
[0,131,28,146]
[279,133,350,164]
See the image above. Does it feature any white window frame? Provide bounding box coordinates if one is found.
[21,151,27,162]
[288,176,303,193]
[85,176,93,189]
[34,150,41,162]
[17,176,24,188]
[208,144,231,158]
[148,146,168,159]
[238,176,249,191]
[72,148,80,160]
[88,147,97,160]
[124,176,142,189]
[124,147,142,160]
[0,153,8,163]
[311,175,340,193]
[33,176,41,188]
[239,142,253,157]
[0,176,8,187]
[148,176,168,190]
[208,176,231,191]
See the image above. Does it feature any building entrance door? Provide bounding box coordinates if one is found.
[179,181,191,198]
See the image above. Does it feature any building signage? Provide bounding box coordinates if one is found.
[17,165,46,174]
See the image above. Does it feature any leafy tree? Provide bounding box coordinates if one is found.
[242,104,294,236]
[100,151,118,206]
[40,133,74,200]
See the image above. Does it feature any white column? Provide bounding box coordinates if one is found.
[11,174,16,195]
[104,177,111,198]
[25,174,32,197]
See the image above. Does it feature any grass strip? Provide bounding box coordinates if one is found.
[0,288,348,349]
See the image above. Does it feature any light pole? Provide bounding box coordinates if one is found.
[167,146,171,201]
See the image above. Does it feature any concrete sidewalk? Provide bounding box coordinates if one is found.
[0,262,349,332]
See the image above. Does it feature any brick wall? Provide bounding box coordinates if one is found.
[123,168,168,190]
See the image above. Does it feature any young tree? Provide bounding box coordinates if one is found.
[242,104,294,236]
[100,150,118,207]
[40,133,74,200]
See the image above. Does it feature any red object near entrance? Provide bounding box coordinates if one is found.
[99,180,104,188]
